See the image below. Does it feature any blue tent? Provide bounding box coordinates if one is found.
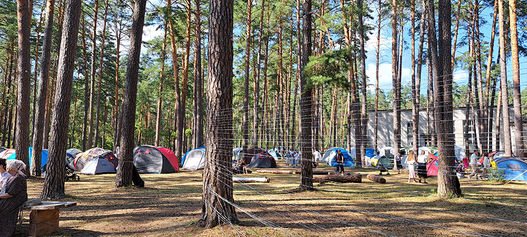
[322,147,355,167]
[365,149,377,158]
[7,147,48,169]
[495,158,527,181]
[181,147,205,167]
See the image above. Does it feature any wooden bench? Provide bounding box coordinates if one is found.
[23,201,77,237]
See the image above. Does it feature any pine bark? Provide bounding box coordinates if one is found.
[200,0,238,228]
[358,0,367,166]
[392,0,400,167]
[81,11,89,151]
[87,0,99,149]
[167,0,180,153]
[242,0,252,150]
[374,0,381,152]
[176,0,192,158]
[15,0,33,174]
[41,0,81,199]
[94,0,110,147]
[116,0,147,187]
[498,0,512,156]
[192,0,204,148]
[155,26,167,147]
[31,0,56,177]
[299,0,313,190]
[435,0,462,198]
[509,0,523,156]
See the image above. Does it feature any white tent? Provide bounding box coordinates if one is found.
[80,158,117,175]
[182,148,206,170]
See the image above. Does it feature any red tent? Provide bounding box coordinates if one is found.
[156,147,180,172]
[427,153,438,177]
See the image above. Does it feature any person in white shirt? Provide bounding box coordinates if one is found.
[468,151,480,180]
[417,151,429,183]
[312,150,321,168]
[481,152,491,178]
[0,159,12,194]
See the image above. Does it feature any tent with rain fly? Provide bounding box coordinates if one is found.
[322,147,355,167]
[181,147,206,170]
[348,148,377,159]
[247,152,277,168]
[378,147,394,157]
[267,149,280,160]
[0,147,5,153]
[495,158,527,181]
[3,147,48,170]
[74,148,118,174]
[133,146,179,173]
[232,147,243,161]
[454,146,465,161]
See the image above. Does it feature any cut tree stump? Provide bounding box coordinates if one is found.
[256,169,297,174]
[367,174,386,183]
[313,173,362,183]
[312,170,335,175]
[233,177,270,183]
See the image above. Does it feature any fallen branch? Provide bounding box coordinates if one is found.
[233,177,270,183]
[313,173,362,183]
[367,174,386,183]
[256,169,297,174]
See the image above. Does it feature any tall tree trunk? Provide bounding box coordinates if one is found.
[31,0,56,177]
[200,0,238,228]
[155,26,167,147]
[41,0,81,199]
[486,0,498,151]
[242,0,252,151]
[87,0,99,149]
[427,0,437,147]
[498,0,512,156]
[374,0,381,152]
[300,0,313,190]
[253,0,266,147]
[411,0,417,152]
[509,0,523,156]
[451,0,462,69]
[1,45,14,147]
[192,0,204,148]
[113,21,122,150]
[94,0,110,147]
[81,11,89,151]
[436,0,462,198]
[392,0,400,168]
[176,0,192,159]
[474,0,488,154]
[15,0,33,174]
[31,11,43,142]
[115,0,146,187]
[167,0,181,153]
[358,0,367,166]
[414,0,426,151]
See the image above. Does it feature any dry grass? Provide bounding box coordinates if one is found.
[16,161,527,237]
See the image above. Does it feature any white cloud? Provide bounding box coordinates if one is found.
[366,63,411,91]
[142,25,164,43]
[453,70,469,83]
[365,31,391,52]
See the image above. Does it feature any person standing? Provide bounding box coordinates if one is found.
[468,150,480,180]
[335,149,344,175]
[407,151,418,183]
[417,150,428,183]
[481,152,491,178]
[313,150,321,168]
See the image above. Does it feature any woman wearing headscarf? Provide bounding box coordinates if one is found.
[0,160,28,237]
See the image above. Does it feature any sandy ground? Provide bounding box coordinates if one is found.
[15,162,527,237]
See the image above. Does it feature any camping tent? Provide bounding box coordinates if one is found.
[426,153,439,177]
[233,147,268,164]
[378,147,394,157]
[0,147,5,153]
[348,148,377,159]
[232,148,243,161]
[2,147,48,170]
[322,148,355,167]
[267,149,280,160]
[371,155,394,170]
[74,148,118,174]
[495,158,527,181]
[247,152,277,168]
[133,146,179,173]
[182,147,206,170]
[66,148,82,170]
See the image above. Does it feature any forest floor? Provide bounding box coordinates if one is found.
[17,160,527,237]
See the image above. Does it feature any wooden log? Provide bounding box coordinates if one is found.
[256,169,297,174]
[367,174,386,183]
[313,173,362,183]
[233,177,270,183]
[312,170,335,175]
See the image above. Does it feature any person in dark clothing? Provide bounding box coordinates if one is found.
[335,149,345,175]
[0,160,28,237]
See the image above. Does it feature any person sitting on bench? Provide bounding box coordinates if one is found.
[0,160,28,236]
